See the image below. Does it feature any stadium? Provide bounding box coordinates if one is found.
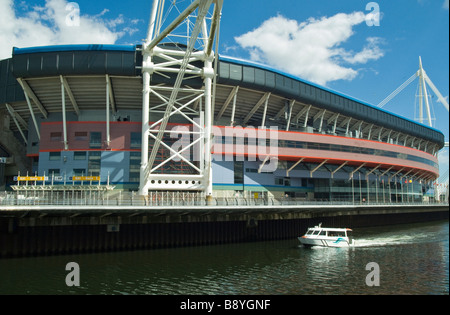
[0,39,444,204]
[1,0,448,206]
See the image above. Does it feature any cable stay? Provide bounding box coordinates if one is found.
[377,57,449,128]
[378,72,418,109]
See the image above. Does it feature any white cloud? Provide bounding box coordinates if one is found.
[234,13,385,86]
[341,37,385,65]
[0,0,128,60]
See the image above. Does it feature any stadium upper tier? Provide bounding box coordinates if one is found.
[0,44,445,152]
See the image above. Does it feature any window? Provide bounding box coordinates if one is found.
[75,132,88,141]
[130,132,141,149]
[234,161,244,184]
[50,132,62,141]
[224,136,233,145]
[73,151,86,160]
[129,152,141,170]
[129,152,141,182]
[89,132,102,148]
[49,152,61,161]
[275,177,290,186]
[306,229,314,235]
[73,169,86,176]
[88,151,101,176]
[129,173,140,183]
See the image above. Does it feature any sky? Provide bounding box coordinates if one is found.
[0,0,449,175]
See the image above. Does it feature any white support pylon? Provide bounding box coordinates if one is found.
[139,0,223,200]
[378,57,449,196]
[418,56,433,127]
[378,57,449,128]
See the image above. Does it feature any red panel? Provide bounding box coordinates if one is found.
[40,121,141,151]
[38,122,439,179]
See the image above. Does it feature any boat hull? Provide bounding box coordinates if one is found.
[298,236,354,248]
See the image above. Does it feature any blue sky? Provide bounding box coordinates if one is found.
[1,0,449,172]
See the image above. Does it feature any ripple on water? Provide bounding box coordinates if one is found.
[0,220,447,295]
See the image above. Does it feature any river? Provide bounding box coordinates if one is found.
[0,220,448,295]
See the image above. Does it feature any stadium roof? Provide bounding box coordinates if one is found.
[0,44,445,148]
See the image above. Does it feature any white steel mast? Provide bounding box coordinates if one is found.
[378,57,449,201]
[139,0,223,203]
[378,57,449,128]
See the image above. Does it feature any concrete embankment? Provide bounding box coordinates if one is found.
[0,204,448,258]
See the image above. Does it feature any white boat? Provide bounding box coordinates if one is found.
[298,223,355,248]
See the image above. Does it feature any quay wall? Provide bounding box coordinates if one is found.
[0,204,448,258]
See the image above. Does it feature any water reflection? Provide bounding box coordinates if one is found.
[0,220,448,295]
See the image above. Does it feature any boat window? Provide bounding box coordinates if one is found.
[328,231,346,237]
[319,230,326,236]
[306,229,314,235]
[312,230,321,236]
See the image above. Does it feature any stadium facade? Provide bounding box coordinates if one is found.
[0,44,445,203]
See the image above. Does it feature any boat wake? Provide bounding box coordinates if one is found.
[351,232,429,248]
[299,234,426,249]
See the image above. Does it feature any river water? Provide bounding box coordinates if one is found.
[0,220,448,295]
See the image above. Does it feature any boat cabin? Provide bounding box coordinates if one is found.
[305,227,352,238]
[299,223,355,247]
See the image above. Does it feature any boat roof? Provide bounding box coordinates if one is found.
[307,226,352,232]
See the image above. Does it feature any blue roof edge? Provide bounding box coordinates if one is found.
[218,55,444,135]
[12,44,136,55]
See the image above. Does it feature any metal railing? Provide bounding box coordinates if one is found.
[0,190,448,208]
